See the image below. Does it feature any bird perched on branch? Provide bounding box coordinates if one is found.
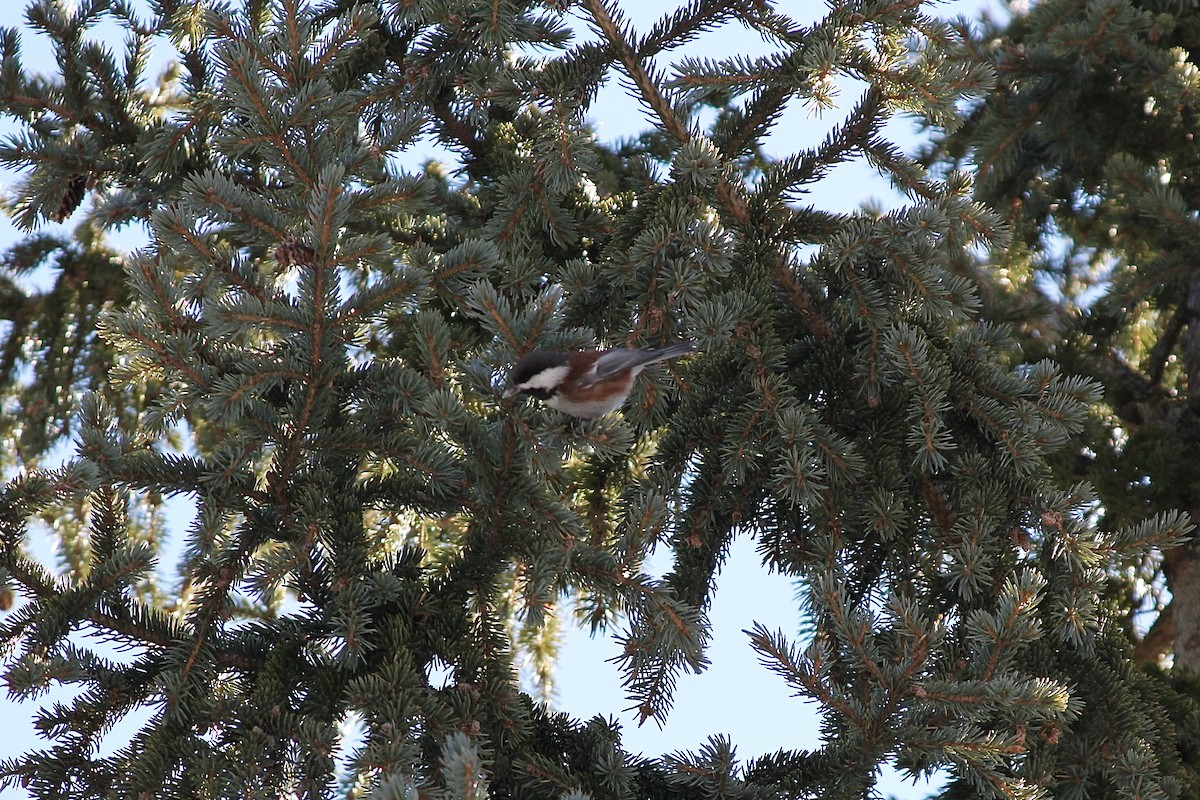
[504,341,696,418]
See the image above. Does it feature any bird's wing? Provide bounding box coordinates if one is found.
[583,342,694,386]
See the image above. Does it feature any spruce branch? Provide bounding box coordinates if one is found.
[585,0,763,239]
[639,0,754,59]
[583,0,689,145]
[427,86,488,161]
[1,482,256,674]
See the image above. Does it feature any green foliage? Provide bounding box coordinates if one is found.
[0,0,1189,799]
[923,0,1200,795]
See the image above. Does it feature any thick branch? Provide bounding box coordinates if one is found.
[1134,601,1175,665]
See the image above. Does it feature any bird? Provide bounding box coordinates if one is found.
[503,341,696,418]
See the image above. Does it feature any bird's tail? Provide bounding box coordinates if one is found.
[649,340,696,361]
[589,340,697,383]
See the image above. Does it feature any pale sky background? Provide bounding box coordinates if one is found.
[0,1,1002,797]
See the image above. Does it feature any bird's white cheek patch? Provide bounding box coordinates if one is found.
[519,364,570,393]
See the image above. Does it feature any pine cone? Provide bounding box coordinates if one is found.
[274,237,316,268]
[49,173,88,222]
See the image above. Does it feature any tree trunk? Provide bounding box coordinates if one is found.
[1165,275,1200,672]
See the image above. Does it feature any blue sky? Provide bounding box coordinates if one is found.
[0,1,999,797]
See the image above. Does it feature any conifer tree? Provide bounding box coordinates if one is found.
[925,0,1200,790]
[0,1,1190,799]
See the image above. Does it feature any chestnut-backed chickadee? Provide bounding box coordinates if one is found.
[503,341,696,418]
